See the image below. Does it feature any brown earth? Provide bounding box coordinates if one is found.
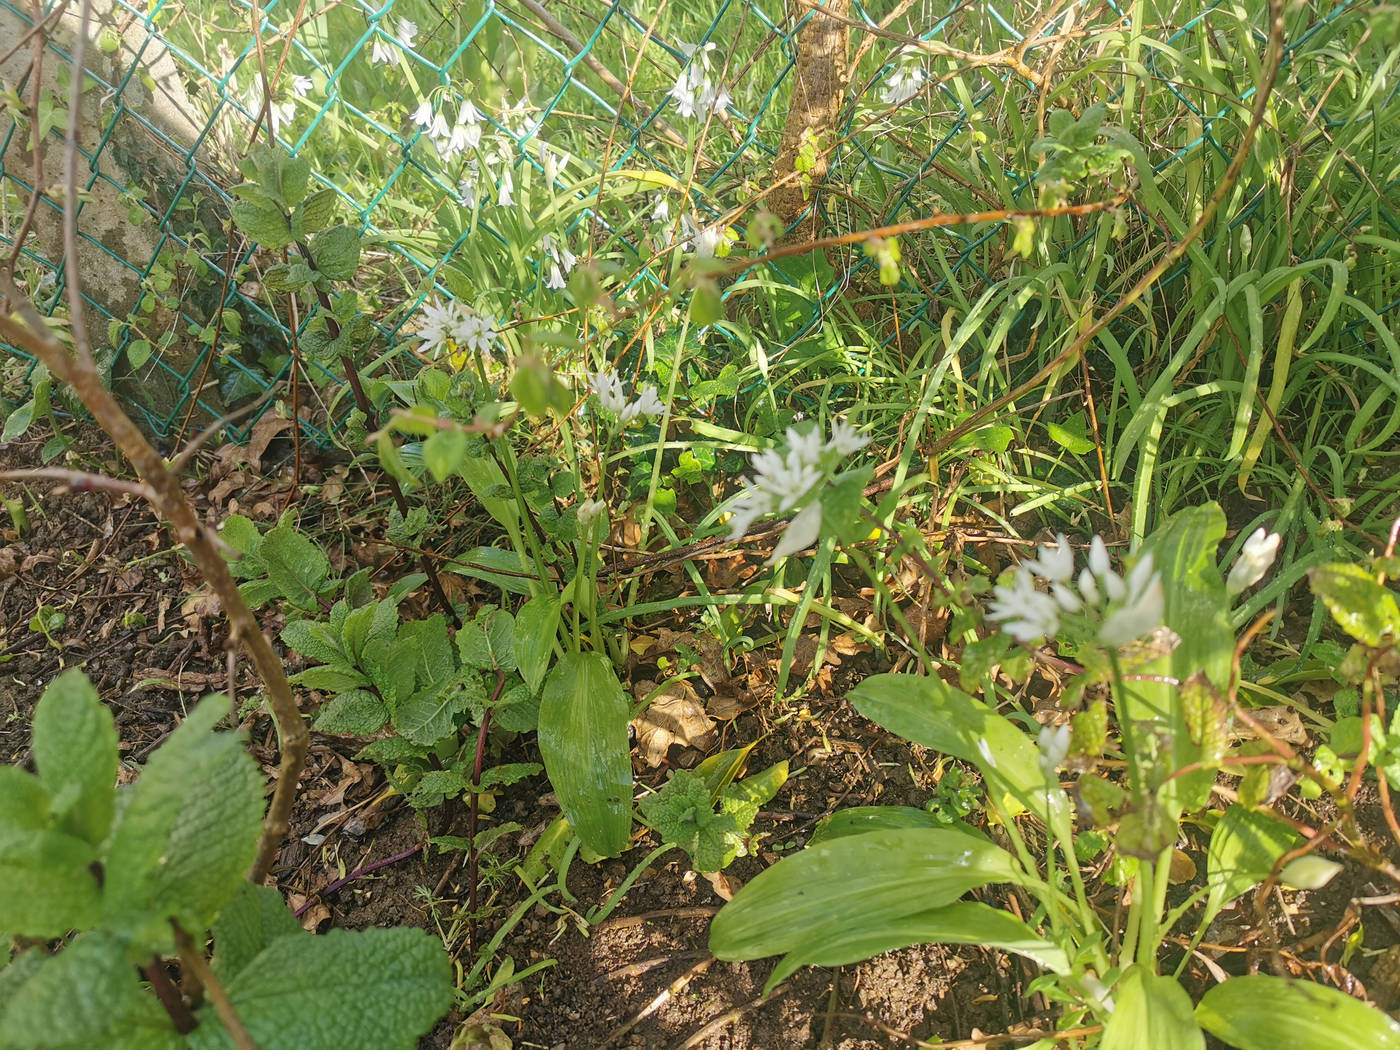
[3,426,1398,1049]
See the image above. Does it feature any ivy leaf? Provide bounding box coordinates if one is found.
[102,694,264,952]
[0,933,183,1050]
[31,669,118,846]
[261,521,333,612]
[309,225,362,282]
[187,928,452,1050]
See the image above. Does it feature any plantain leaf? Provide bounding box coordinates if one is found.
[1196,975,1400,1050]
[1102,967,1204,1050]
[538,652,632,857]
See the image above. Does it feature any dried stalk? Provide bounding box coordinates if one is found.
[0,0,305,885]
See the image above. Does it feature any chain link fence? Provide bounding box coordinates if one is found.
[1,0,1390,448]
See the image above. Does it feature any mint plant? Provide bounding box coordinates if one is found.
[639,759,786,873]
[0,670,451,1049]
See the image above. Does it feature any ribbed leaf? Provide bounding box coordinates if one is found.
[1196,975,1400,1050]
[31,669,118,846]
[1102,967,1203,1050]
[538,652,632,857]
[513,594,560,693]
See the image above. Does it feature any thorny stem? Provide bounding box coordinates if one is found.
[0,2,305,886]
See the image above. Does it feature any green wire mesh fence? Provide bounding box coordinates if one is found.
[1,0,1394,450]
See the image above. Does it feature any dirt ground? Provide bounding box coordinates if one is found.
[3,427,1399,1049]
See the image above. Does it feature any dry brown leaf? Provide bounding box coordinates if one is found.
[703,869,740,901]
[180,588,221,632]
[244,411,293,473]
[631,679,716,767]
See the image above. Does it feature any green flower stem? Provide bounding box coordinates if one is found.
[586,844,675,924]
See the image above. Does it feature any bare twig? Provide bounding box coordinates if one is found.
[173,922,259,1050]
[0,467,154,500]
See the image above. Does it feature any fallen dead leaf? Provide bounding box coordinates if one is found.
[631,679,716,767]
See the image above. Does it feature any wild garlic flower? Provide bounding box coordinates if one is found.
[669,42,731,119]
[726,422,870,562]
[1038,723,1071,780]
[577,498,607,529]
[413,297,497,362]
[371,18,416,65]
[880,56,927,105]
[989,533,1165,648]
[588,369,664,425]
[1226,527,1281,596]
[541,234,578,290]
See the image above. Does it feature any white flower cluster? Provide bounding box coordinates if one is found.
[413,297,499,362]
[880,53,927,105]
[371,18,417,66]
[669,42,731,120]
[989,535,1165,648]
[411,92,557,211]
[1226,527,1281,596]
[588,369,665,425]
[413,97,485,158]
[269,74,314,129]
[540,233,578,290]
[727,422,869,562]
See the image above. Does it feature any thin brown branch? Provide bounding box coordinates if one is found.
[173,922,260,1050]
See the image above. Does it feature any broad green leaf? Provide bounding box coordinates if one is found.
[0,766,50,830]
[0,826,101,938]
[291,664,371,693]
[211,883,303,982]
[309,224,362,281]
[1196,975,1400,1050]
[0,932,183,1050]
[449,545,537,595]
[313,689,389,735]
[492,680,541,733]
[296,187,339,234]
[32,668,118,845]
[538,652,633,857]
[513,594,560,692]
[230,199,294,247]
[423,427,468,482]
[1309,563,1400,647]
[455,458,519,534]
[187,927,452,1050]
[710,826,1024,962]
[102,694,264,950]
[809,805,946,845]
[1102,967,1203,1050]
[219,514,264,576]
[1,399,35,442]
[399,615,456,688]
[848,675,1071,833]
[1205,806,1299,924]
[458,609,516,672]
[281,618,347,666]
[1137,503,1233,812]
[261,523,333,612]
[765,901,1069,993]
[393,676,483,746]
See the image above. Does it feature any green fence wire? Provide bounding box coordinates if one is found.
[1,0,1393,447]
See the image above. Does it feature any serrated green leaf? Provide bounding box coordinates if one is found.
[309,225,361,282]
[261,523,333,612]
[0,766,50,830]
[230,199,294,248]
[491,681,540,734]
[710,826,1025,973]
[513,595,560,693]
[262,261,316,293]
[31,669,118,845]
[313,690,389,735]
[0,826,101,938]
[0,932,183,1050]
[538,652,632,857]
[422,427,468,482]
[187,927,451,1050]
[399,615,456,688]
[354,738,430,766]
[296,187,339,234]
[766,900,1069,992]
[291,664,371,693]
[102,694,264,951]
[458,609,516,672]
[1196,975,1400,1050]
[220,514,265,578]
[281,618,347,667]
[408,769,468,808]
[393,676,483,746]
[211,883,303,983]
[1309,563,1400,647]
[1102,967,1203,1050]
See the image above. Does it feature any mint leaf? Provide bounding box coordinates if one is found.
[188,928,451,1050]
[399,615,456,688]
[211,883,303,983]
[309,225,361,282]
[313,689,389,735]
[261,522,333,612]
[0,766,51,830]
[296,188,339,235]
[0,826,101,938]
[230,199,294,248]
[281,618,348,666]
[393,676,483,746]
[102,694,264,951]
[31,669,118,845]
[457,609,516,673]
[0,932,183,1050]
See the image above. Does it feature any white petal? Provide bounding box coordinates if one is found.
[1078,567,1100,606]
[1089,535,1112,578]
[769,501,823,562]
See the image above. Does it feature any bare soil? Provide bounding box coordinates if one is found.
[3,427,1398,1049]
